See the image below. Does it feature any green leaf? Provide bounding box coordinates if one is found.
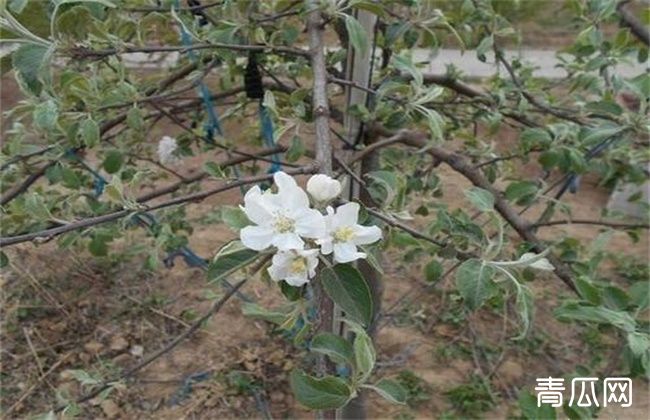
[579,125,624,146]
[455,259,496,310]
[520,128,552,149]
[221,206,252,230]
[364,379,408,405]
[320,264,373,326]
[33,100,58,131]
[554,302,636,333]
[465,187,494,212]
[424,259,443,283]
[102,150,123,174]
[88,234,109,256]
[126,106,143,130]
[518,390,556,420]
[290,370,351,410]
[344,14,369,57]
[627,332,650,357]
[514,284,534,339]
[476,35,493,62]
[207,240,258,284]
[505,181,539,206]
[393,53,422,86]
[241,302,287,324]
[12,44,48,96]
[353,329,376,383]
[203,162,226,179]
[0,251,9,268]
[574,277,602,305]
[80,117,100,147]
[311,332,354,365]
[285,135,305,162]
[9,0,29,14]
[629,282,649,310]
[25,193,52,220]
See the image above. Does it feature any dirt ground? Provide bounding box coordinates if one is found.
[2,29,649,420]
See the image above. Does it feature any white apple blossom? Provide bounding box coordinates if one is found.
[267,248,319,287]
[307,174,342,202]
[317,202,382,263]
[240,172,326,251]
[157,136,179,164]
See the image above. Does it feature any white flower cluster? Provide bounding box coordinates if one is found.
[239,172,382,287]
[157,136,179,165]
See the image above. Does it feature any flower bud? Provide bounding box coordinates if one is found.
[307,174,342,202]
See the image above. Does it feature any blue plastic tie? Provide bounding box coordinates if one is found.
[259,102,281,174]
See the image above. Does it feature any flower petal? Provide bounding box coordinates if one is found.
[272,232,304,251]
[240,225,274,250]
[333,202,359,227]
[274,171,309,208]
[333,242,366,263]
[294,208,326,238]
[317,238,334,255]
[284,273,310,287]
[242,186,273,225]
[353,225,382,245]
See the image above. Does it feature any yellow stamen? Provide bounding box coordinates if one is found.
[289,257,307,274]
[274,215,295,233]
[333,226,355,242]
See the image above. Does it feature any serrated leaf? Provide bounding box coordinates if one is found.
[290,370,351,410]
[353,329,375,383]
[33,100,58,131]
[505,181,539,206]
[25,193,52,220]
[320,264,373,327]
[126,106,143,130]
[208,240,258,284]
[221,206,251,230]
[241,302,287,324]
[393,53,422,86]
[311,332,354,365]
[455,259,496,310]
[285,135,305,162]
[364,378,407,404]
[12,44,48,96]
[514,284,534,340]
[554,302,636,333]
[80,117,100,147]
[344,14,369,57]
[0,251,9,268]
[424,259,443,283]
[203,161,226,179]
[102,150,123,174]
[465,187,494,212]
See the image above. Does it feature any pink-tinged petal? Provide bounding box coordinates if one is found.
[240,225,274,250]
[272,232,304,251]
[294,208,326,238]
[353,225,382,245]
[333,242,366,263]
[334,202,360,227]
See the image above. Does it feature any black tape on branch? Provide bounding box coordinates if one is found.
[187,0,209,26]
[244,52,265,100]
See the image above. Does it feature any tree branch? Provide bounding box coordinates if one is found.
[0,165,316,247]
[617,0,650,45]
